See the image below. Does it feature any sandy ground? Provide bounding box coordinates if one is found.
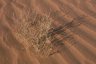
[0,0,96,64]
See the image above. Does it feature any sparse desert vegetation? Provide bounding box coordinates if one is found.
[0,0,96,64]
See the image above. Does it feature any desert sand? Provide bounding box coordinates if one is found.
[0,0,96,64]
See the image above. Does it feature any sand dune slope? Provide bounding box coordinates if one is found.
[0,0,96,64]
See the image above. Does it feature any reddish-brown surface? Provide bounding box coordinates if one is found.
[0,0,96,64]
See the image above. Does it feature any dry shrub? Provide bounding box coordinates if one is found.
[14,8,56,57]
[13,8,82,57]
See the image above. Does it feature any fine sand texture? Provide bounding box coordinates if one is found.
[0,0,96,64]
